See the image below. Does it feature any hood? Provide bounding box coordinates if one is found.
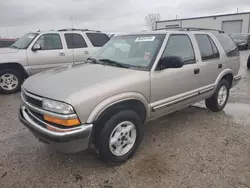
[0,47,18,54]
[22,63,146,101]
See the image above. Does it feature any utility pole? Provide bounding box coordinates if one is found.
[5,25,8,37]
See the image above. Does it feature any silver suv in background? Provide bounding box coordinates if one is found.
[19,28,241,164]
[0,29,109,94]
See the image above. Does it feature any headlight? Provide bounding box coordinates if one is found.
[238,42,246,46]
[42,99,74,114]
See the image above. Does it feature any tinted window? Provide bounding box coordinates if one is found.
[35,34,62,50]
[162,34,195,65]
[195,34,219,60]
[0,41,15,48]
[86,33,110,47]
[214,33,239,57]
[64,33,87,49]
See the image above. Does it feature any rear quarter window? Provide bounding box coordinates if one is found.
[214,33,239,57]
[86,33,110,47]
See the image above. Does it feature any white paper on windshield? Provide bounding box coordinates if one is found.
[135,36,155,42]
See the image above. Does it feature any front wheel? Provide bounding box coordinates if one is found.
[0,69,23,94]
[98,110,143,165]
[205,79,230,112]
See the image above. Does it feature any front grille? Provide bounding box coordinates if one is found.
[22,90,43,107]
[25,108,46,128]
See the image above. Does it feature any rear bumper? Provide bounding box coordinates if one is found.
[232,75,241,88]
[19,105,93,151]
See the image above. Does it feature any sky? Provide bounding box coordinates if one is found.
[0,0,250,38]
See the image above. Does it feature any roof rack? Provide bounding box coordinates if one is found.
[155,27,224,33]
[57,28,101,32]
[155,26,182,31]
[179,27,224,33]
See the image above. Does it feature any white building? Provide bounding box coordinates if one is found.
[156,12,250,33]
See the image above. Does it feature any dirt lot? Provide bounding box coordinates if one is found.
[1,51,250,188]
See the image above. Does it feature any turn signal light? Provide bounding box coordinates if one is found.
[44,115,80,127]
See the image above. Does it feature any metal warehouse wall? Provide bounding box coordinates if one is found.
[156,13,250,33]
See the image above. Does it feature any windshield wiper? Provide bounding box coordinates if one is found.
[99,59,129,68]
[87,57,99,64]
[10,45,18,49]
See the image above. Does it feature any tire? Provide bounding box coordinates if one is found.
[245,44,248,50]
[247,55,250,69]
[98,110,143,165]
[205,79,230,112]
[0,69,23,94]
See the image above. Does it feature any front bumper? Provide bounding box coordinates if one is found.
[19,105,93,151]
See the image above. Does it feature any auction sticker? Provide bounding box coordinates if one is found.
[135,36,155,42]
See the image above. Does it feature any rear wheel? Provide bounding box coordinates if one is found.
[205,79,230,112]
[0,69,23,94]
[98,110,143,165]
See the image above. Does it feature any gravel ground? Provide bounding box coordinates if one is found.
[0,50,250,188]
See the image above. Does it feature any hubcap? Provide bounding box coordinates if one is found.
[109,121,137,156]
[0,74,19,91]
[217,86,228,106]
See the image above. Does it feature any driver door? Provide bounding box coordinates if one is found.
[150,34,201,119]
[27,33,70,75]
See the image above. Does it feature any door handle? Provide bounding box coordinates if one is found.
[194,68,200,75]
[84,51,89,55]
[59,52,65,56]
[218,64,222,69]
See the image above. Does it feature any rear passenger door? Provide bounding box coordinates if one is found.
[64,33,89,63]
[194,34,222,88]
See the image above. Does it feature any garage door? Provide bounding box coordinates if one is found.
[222,20,243,33]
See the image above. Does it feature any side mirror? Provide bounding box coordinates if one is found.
[158,56,184,70]
[32,44,41,51]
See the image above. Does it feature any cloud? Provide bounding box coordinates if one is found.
[0,0,250,37]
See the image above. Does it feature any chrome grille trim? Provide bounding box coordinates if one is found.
[21,90,77,120]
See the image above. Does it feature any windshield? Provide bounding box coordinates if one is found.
[231,34,247,40]
[92,34,165,70]
[11,33,38,49]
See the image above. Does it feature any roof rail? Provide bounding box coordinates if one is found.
[155,26,182,31]
[57,28,101,32]
[155,27,224,33]
[179,27,224,33]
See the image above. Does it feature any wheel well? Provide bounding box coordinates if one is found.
[91,99,147,147]
[0,63,28,78]
[222,73,233,88]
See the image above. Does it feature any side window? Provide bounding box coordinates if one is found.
[86,33,110,47]
[162,34,195,65]
[209,37,219,58]
[195,34,219,60]
[64,33,87,49]
[35,34,62,50]
[214,33,239,57]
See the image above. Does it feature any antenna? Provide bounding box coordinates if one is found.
[236,8,239,13]
[70,16,75,64]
